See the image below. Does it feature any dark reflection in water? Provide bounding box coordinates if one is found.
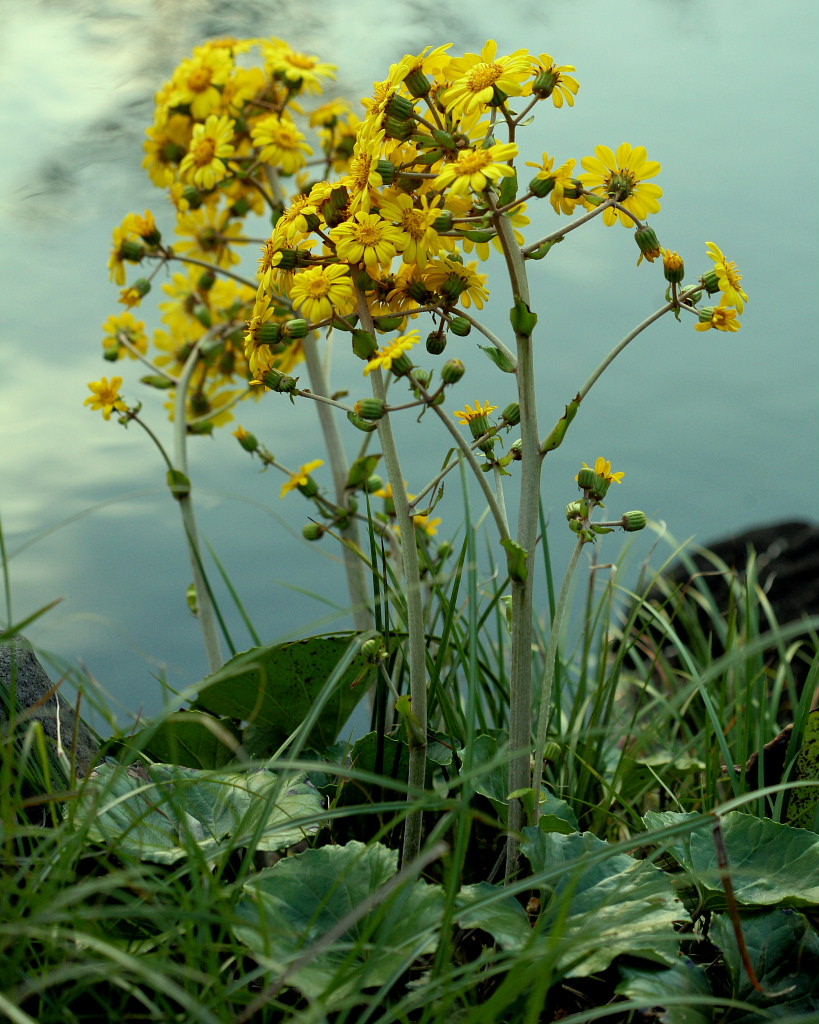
[2,0,817,727]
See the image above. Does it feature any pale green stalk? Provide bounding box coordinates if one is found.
[532,536,584,819]
[490,196,544,881]
[356,295,428,867]
[173,335,223,673]
[301,335,372,632]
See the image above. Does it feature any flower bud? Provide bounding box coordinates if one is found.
[541,741,562,763]
[384,116,414,141]
[233,426,258,452]
[259,367,298,393]
[635,226,661,265]
[701,270,720,295]
[283,318,309,339]
[565,500,584,521]
[426,332,447,355]
[501,402,520,426]
[360,635,386,662]
[386,94,415,120]
[405,68,432,97]
[448,316,471,337]
[576,467,597,490]
[621,511,648,532]
[663,250,685,284]
[194,304,212,328]
[376,159,396,185]
[197,270,216,291]
[364,474,384,492]
[432,210,454,232]
[347,410,379,432]
[529,174,556,198]
[140,374,175,389]
[256,322,283,346]
[389,352,414,376]
[120,240,145,263]
[441,359,466,384]
[354,398,386,421]
[302,522,324,541]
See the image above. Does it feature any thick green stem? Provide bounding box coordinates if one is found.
[174,336,223,674]
[356,296,428,867]
[532,537,584,818]
[301,335,372,632]
[491,196,544,882]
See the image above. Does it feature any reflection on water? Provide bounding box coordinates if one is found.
[1,0,817,727]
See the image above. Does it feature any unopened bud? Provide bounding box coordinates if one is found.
[441,359,465,384]
[621,511,647,532]
[354,398,386,420]
[302,522,324,541]
[426,332,447,355]
[448,316,471,337]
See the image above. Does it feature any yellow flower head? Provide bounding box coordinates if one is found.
[331,210,408,270]
[579,143,662,226]
[433,141,519,197]
[364,330,420,376]
[251,114,313,174]
[578,457,625,484]
[288,263,354,323]
[523,53,580,108]
[442,40,531,117]
[705,242,748,313]
[281,459,324,498]
[695,306,742,333]
[179,113,236,190]
[262,39,337,94]
[454,399,498,425]
[85,377,127,420]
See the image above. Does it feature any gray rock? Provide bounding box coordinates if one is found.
[0,634,99,782]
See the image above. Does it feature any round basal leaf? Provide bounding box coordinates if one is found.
[616,959,713,1024]
[72,762,325,863]
[232,841,444,1002]
[644,809,819,909]
[520,828,683,978]
[190,633,375,756]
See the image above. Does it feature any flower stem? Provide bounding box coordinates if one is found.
[356,294,428,867]
[173,335,224,673]
[301,334,372,632]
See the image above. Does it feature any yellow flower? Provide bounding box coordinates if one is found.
[281,459,324,498]
[364,331,420,376]
[251,114,313,174]
[579,144,662,226]
[102,311,148,360]
[377,192,443,268]
[167,47,234,119]
[705,242,748,313]
[442,40,531,116]
[525,153,581,215]
[262,39,336,95]
[85,377,127,420]
[433,141,519,197]
[178,113,235,190]
[422,258,489,309]
[331,211,408,270]
[342,124,387,215]
[695,306,742,332]
[413,513,442,537]
[454,399,498,425]
[523,53,579,107]
[288,263,355,322]
[578,457,625,484]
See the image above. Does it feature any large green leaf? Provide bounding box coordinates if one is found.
[645,810,819,909]
[519,828,683,977]
[710,908,819,1023]
[232,841,443,1002]
[616,960,714,1024]
[72,762,325,863]
[190,632,375,755]
[125,711,241,769]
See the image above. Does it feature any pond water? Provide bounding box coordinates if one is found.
[1,0,817,728]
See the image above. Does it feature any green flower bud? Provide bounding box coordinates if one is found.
[354,398,386,421]
[302,522,324,541]
[426,332,447,355]
[541,741,562,763]
[283,318,309,339]
[635,226,661,264]
[698,305,718,324]
[411,367,433,389]
[193,304,212,329]
[140,374,176,390]
[234,428,258,453]
[663,250,685,284]
[119,240,145,263]
[448,316,471,336]
[529,174,556,198]
[405,69,432,97]
[565,500,583,521]
[346,410,379,432]
[256,322,283,346]
[360,635,386,662]
[386,94,415,119]
[432,210,454,232]
[376,159,396,185]
[501,402,520,426]
[197,270,216,291]
[364,474,384,492]
[441,359,466,384]
[576,467,597,490]
[701,270,720,295]
[384,116,414,140]
[259,367,298,393]
[389,352,414,376]
[621,511,648,532]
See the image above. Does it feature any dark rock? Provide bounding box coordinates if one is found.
[626,519,819,705]
[0,634,100,782]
